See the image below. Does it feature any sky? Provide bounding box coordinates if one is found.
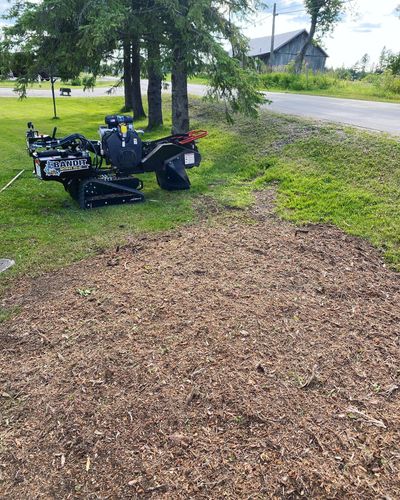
[0,0,399,69]
[242,0,400,68]
[0,0,8,17]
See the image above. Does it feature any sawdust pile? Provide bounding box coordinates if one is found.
[1,194,399,498]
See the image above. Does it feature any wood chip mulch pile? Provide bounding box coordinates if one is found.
[1,193,399,498]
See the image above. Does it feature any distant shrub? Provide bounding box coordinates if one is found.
[70,77,82,86]
[368,71,400,95]
[332,67,354,80]
[259,71,336,91]
[362,73,380,85]
[380,72,400,94]
[82,75,96,90]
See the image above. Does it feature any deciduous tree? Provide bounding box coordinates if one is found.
[295,0,347,73]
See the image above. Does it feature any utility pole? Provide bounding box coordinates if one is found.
[269,3,277,68]
[50,74,58,120]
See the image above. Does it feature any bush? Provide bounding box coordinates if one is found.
[70,77,82,86]
[368,71,400,95]
[259,71,336,91]
[380,72,400,94]
[82,75,96,90]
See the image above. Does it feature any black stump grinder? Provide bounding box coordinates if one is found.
[26,115,207,209]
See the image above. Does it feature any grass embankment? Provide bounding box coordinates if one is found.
[0,95,399,298]
[259,72,400,103]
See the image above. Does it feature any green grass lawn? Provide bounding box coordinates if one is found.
[0,95,399,299]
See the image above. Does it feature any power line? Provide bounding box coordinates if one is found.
[278,9,305,15]
[256,6,305,24]
[261,4,305,14]
[258,0,354,24]
[257,13,272,23]
[271,0,356,16]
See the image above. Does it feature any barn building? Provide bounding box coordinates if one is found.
[248,29,328,71]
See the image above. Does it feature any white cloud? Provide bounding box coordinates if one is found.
[0,0,10,16]
[242,0,400,68]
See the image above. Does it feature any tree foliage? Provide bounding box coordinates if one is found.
[207,46,267,122]
[1,0,102,98]
[1,0,266,131]
[295,0,347,73]
[378,47,400,76]
[304,0,346,38]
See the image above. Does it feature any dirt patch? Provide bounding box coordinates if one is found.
[1,199,400,499]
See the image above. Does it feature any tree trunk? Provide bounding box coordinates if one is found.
[171,44,189,134]
[146,39,163,130]
[123,38,133,112]
[131,37,146,120]
[294,19,317,73]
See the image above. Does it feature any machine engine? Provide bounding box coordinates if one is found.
[100,115,142,172]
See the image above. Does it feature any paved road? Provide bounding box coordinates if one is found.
[1,82,400,136]
[265,92,400,136]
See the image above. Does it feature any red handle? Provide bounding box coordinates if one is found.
[178,130,208,145]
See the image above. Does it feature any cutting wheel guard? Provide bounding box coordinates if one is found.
[25,116,208,209]
[177,130,208,145]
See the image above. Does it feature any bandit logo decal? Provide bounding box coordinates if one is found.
[44,158,89,177]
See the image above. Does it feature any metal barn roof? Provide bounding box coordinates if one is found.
[248,29,329,58]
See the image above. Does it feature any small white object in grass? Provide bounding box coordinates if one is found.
[0,170,24,193]
[0,259,15,273]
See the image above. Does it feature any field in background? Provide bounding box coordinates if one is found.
[3,72,400,103]
[0,75,208,91]
[259,71,400,103]
[0,95,399,298]
[0,78,118,90]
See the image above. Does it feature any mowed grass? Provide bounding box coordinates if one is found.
[0,96,200,290]
[258,125,400,266]
[0,95,399,299]
[197,103,400,270]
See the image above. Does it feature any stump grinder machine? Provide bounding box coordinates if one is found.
[26,115,207,209]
